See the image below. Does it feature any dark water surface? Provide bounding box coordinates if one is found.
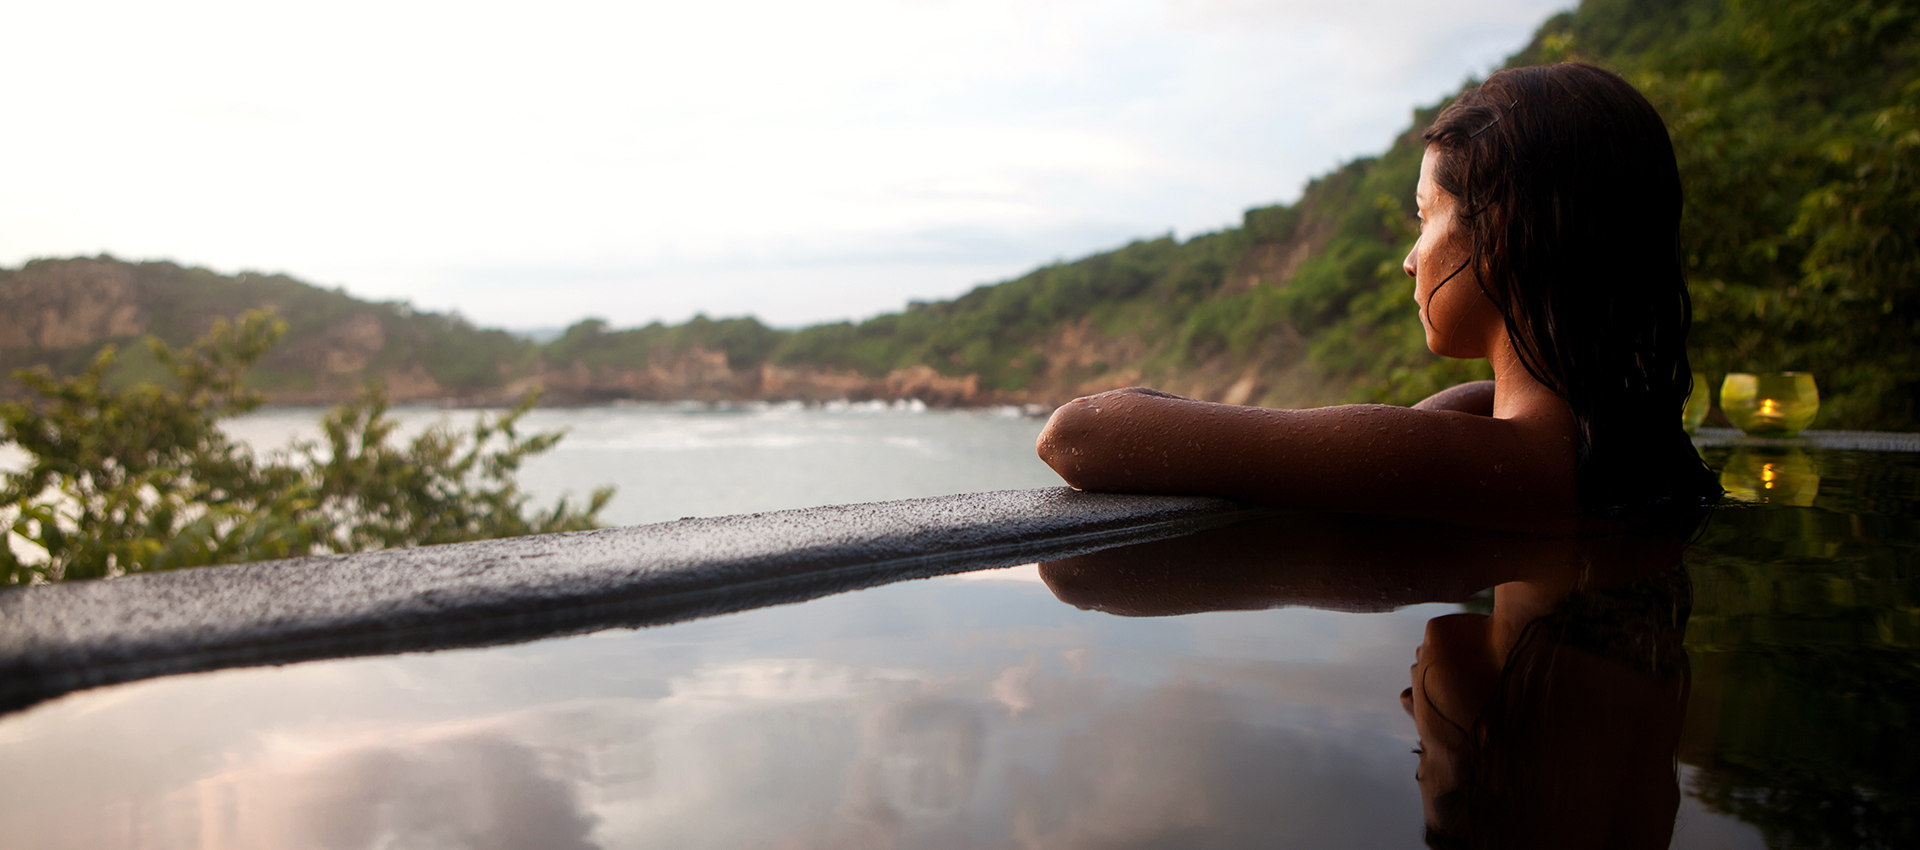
[1680,446,1919,849]
[0,442,1912,849]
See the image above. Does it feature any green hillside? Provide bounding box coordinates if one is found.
[0,258,536,401]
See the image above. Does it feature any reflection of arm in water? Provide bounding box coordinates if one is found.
[1038,511,1560,616]
[1036,62,1719,517]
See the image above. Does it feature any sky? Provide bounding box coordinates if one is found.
[0,0,1572,331]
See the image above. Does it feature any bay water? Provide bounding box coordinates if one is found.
[220,401,1064,526]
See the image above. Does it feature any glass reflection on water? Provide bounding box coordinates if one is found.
[0,447,1914,848]
[1717,446,1823,507]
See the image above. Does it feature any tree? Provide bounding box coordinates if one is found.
[0,311,612,584]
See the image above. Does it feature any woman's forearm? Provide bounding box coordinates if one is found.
[1035,388,1577,512]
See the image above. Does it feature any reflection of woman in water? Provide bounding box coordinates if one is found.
[1040,508,1702,847]
[1407,534,1694,849]
[1037,63,1718,515]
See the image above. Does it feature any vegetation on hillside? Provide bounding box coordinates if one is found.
[1610,0,1920,429]
[121,264,534,391]
[544,314,786,372]
[0,258,536,399]
[0,312,610,584]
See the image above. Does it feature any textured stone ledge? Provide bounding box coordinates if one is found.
[0,488,1249,715]
[1692,428,1920,453]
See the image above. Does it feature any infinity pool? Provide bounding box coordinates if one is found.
[0,445,1912,848]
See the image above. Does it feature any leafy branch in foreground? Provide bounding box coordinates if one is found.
[0,310,612,584]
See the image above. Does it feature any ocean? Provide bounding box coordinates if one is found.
[220,401,1064,526]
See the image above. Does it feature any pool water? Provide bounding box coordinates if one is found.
[1679,446,1919,849]
[0,446,1912,849]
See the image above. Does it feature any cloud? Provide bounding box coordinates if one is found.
[597,656,1419,848]
[1004,681,1419,849]
[98,722,611,850]
[207,734,602,850]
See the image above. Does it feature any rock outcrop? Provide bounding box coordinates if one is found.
[0,259,148,350]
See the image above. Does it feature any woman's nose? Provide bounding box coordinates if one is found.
[1403,247,1417,278]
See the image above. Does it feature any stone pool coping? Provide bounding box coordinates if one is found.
[0,488,1250,715]
[1692,428,1920,452]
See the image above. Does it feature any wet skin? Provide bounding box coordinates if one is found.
[1035,147,1578,514]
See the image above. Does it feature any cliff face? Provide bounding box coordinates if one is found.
[0,259,446,404]
[0,259,148,350]
[985,223,1338,409]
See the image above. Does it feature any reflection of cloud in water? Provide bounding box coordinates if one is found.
[808,696,988,850]
[1008,682,1414,849]
[940,562,1048,584]
[991,654,1043,715]
[170,728,601,850]
[604,658,1415,849]
[9,652,1418,849]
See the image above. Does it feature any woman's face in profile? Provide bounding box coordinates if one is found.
[1404,147,1501,360]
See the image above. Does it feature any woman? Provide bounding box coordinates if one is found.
[1037,63,1717,515]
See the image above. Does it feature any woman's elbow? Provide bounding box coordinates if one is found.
[1036,403,1083,483]
[1036,397,1117,489]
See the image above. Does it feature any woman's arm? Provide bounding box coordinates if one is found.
[1035,387,1577,513]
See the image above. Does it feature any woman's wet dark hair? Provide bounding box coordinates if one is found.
[1422,63,1718,512]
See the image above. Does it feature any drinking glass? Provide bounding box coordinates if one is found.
[1720,373,1819,437]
